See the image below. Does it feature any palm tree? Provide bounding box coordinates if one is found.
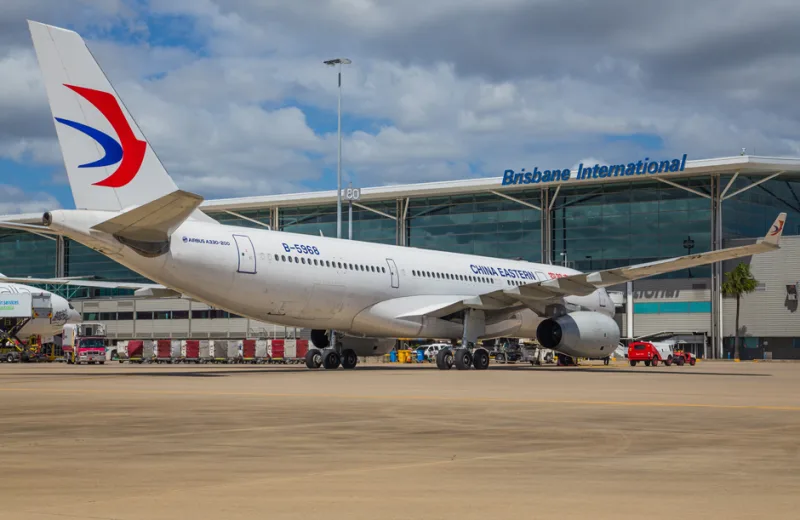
[721,262,759,360]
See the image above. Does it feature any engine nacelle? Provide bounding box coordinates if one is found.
[536,311,620,359]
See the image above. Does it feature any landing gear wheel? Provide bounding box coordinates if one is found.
[341,349,358,369]
[322,349,341,370]
[305,349,323,369]
[603,357,610,366]
[436,348,454,370]
[454,349,473,370]
[472,348,490,370]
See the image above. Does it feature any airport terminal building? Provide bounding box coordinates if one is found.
[3,154,800,359]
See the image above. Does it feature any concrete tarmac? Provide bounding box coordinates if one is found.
[1,360,799,519]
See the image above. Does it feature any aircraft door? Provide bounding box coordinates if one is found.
[386,258,399,288]
[232,234,257,274]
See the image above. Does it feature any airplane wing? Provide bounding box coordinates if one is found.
[0,276,184,298]
[490,212,785,303]
[404,212,786,318]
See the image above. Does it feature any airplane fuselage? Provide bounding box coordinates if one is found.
[48,210,615,357]
[0,283,80,342]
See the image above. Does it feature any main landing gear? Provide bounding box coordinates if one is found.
[306,329,358,370]
[436,309,490,371]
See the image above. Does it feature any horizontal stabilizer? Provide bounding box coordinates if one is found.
[91,189,203,256]
[0,275,163,291]
[0,221,59,234]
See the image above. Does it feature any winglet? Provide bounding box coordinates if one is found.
[763,212,787,247]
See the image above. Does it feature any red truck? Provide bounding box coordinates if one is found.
[627,341,675,367]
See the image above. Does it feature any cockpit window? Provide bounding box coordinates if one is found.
[68,303,74,310]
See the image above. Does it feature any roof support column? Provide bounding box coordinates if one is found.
[55,235,65,278]
[540,188,550,264]
[710,174,723,359]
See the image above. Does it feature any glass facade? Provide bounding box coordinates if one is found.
[550,178,712,277]
[722,175,800,239]
[0,230,57,277]
[407,193,542,261]
[279,202,397,244]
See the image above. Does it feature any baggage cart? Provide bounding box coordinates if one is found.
[199,340,213,363]
[255,339,269,363]
[142,340,156,362]
[170,340,182,362]
[242,339,256,363]
[270,339,285,363]
[184,340,200,363]
[156,339,171,363]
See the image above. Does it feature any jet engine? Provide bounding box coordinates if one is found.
[535,311,620,358]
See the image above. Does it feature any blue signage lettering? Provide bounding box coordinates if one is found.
[503,154,687,186]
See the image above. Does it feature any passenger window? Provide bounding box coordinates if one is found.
[281,255,286,261]
[301,258,306,264]
[382,267,386,273]
[274,254,279,261]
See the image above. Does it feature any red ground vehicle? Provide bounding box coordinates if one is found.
[627,341,674,367]
[672,349,696,366]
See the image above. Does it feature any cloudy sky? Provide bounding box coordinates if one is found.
[1,0,799,213]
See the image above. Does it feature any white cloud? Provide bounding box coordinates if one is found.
[0,0,799,206]
[0,184,60,215]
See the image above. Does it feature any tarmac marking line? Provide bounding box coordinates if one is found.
[0,386,798,412]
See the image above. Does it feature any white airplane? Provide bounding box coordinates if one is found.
[0,21,786,370]
[0,276,81,343]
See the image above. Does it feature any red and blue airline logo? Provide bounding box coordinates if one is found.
[54,84,146,188]
[770,219,785,236]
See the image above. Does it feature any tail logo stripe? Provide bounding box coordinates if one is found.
[54,84,146,188]
[53,117,122,168]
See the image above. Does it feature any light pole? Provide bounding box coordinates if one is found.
[348,181,353,240]
[324,57,351,239]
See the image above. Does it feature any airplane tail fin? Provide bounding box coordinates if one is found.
[28,21,215,223]
[763,212,786,247]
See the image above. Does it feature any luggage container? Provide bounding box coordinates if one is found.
[270,339,285,363]
[170,340,182,362]
[114,340,128,362]
[156,339,172,363]
[255,339,269,362]
[184,340,200,363]
[199,340,212,362]
[212,340,239,363]
[212,340,227,362]
[296,339,309,360]
[143,340,156,362]
[284,339,297,360]
[126,340,143,362]
[242,339,256,363]
[231,339,243,363]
